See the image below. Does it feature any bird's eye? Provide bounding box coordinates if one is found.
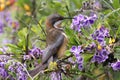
[54,16,63,21]
[58,17,63,20]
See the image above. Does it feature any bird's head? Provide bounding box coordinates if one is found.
[45,14,73,30]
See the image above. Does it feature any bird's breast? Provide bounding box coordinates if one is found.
[57,32,68,58]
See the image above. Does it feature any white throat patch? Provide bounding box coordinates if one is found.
[54,20,62,29]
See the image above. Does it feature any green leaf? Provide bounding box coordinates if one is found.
[0,50,3,54]
[65,50,71,56]
[7,44,23,54]
[113,0,120,9]
[65,27,81,46]
[112,71,120,80]
[18,28,28,39]
[31,25,40,34]
[83,53,93,62]
[114,47,120,59]
[17,28,28,50]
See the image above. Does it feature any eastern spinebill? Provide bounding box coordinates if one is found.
[29,14,73,77]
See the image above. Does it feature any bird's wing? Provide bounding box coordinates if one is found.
[42,34,64,64]
[29,63,47,77]
[29,33,64,77]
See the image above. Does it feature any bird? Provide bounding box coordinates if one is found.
[29,14,72,77]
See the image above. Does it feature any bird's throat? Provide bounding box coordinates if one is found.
[54,20,63,30]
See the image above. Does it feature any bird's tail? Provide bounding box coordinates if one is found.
[28,63,47,77]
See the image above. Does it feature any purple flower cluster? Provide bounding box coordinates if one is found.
[0,12,4,33]
[0,55,28,80]
[50,72,62,80]
[0,21,4,33]
[70,46,83,71]
[0,62,8,78]
[0,56,10,78]
[90,26,111,63]
[111,61,120,71]
[23,47,43,60]
[91,26,110,46]
[85,42,96,51]
[92,48,110,63]
[8,62,28,80]
[5,12,19,30]
[0,11,19,33]
[71,13,97,32]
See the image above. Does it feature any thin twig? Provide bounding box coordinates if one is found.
[32,17,47,37]
[58,60,74,65]
[38,38,46,42]
[32,36,46,42]
[102,0,114,10]
[26,34,29,55]
[95,72,105,79]
[58,54,73,62]
[8,60,33,80]
[65,5,71,18]
[0,54,24,55]
[31,0,36,18]
[16,17,29,27]
[104,7,120,19]
[17,61,33,80]
[102,0,120,17]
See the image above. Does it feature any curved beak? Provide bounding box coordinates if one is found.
[63,17,74,19]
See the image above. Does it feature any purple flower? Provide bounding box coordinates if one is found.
[0,58,9,78]
[68,58,75,64]
[89,12,98,20]
[8,62,28,80]
[89,19,94,24]
[0,56,28,80]
[23,55,31,60]
[85,42,96,51]
[0,62,5,68]
[78,63,83,70]
[29,47,42,55]
[0,11,19,32]
[77,56,83,70]
[70,46,84,71]
[71,13,97,32]
[6,16,12,22]
[5,12,12,23]
[0,56,25,80]
[51,72,62,80]
[91,26,109,46]
[99,26,109,37]
[92,0,102,11]
[24,47,43,60]
[92,55,103,63]
[0,21,4,33]
[0,11,4,18]
[70,46,83,54]
[9,21,19,30]
[31,47,43,55]
[92,48,110,63]
[8,65,15,72]
[111,61,120,70]
[0,68,8,78]
[17,72,27,80]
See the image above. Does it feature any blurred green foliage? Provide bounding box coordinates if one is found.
[1,0,120,80]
